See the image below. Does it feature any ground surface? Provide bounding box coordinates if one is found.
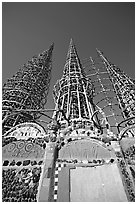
[70,164,128,202]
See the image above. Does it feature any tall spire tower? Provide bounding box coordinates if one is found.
[2,40,135,202]
[53,39,94,125]
[2,44,54,134]
[96,49,135,123]
[50,42,134,202]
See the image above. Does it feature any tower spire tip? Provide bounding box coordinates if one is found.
[69,38,74,46]
[96,48,101,53]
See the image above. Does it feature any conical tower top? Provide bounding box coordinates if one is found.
[53,39,94,122]
[69,37,73,45]
[96,48,111,67]
[66,38,77,59]
[68,38,74,48]
[63,38,85,77]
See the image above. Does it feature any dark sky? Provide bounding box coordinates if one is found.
[2,2,135,111]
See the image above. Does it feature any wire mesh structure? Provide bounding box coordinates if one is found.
[2,39,135,202]
[96,49,135,120]
[51,40,135,202]
[2,44,54,135]
[53,39,97,130]
[81,49,135,135]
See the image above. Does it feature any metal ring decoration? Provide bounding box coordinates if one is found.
[25,142,34,152]
[17,140,25,149]
[7,142,16,152]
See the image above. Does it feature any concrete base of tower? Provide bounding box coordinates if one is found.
[37,137,134,202]
[51,137,134,202]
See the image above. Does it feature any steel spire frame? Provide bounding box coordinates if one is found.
[96,49,135,124]
[82,48,135,135]
[2,44,54,134]
[53,39,95,129]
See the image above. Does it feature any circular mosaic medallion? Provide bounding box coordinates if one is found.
[25,142,34,152]
[7,143,16,152]
[17,141,25,149]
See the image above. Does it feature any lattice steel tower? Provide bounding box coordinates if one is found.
[96,49,135,119]
[2,39,135,202]
[53,39,100,130]
[2,44,54,134]
[50,40,135,202]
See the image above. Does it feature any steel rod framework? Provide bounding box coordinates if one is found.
[2,44,54,134]
[53,39,95,129]
[2,40,135,202]
[81,49,135,135]
[96,49,135,122]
